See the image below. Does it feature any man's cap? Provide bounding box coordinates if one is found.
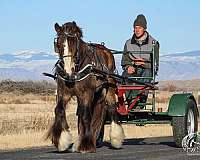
[133,14,147,29]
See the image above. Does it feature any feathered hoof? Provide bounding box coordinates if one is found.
[109,121,125,149]
[77,136,96,153]
[57,130,72,152]
[78,145,96,153]
[71,137,79,152]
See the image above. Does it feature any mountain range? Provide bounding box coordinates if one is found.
[0,50,200,81]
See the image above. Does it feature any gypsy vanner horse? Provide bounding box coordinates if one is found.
[46,21,124,153]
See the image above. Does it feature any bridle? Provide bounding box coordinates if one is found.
[53,30,109,83]
[54,32,81,72]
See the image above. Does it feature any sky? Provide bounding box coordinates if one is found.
[0,0,200,55]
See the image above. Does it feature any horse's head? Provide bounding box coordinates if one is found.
[54,21,83,76]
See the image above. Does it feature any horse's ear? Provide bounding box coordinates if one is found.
[54,23,62,33]
[72,21,76,26]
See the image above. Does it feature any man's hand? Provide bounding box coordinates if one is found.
[132,57,145,66]
[127,66,136,74]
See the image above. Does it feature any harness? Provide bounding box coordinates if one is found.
[53,31,110,83]
[44,31,157,89]
[54,32,81,72]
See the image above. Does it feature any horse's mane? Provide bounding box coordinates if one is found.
[89,43,111,51]
[62,22,111,53]
[62,21,111,55]
[62,21,83,38]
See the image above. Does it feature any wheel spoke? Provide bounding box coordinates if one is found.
[187,109,195,134]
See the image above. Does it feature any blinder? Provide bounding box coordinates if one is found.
[54,32,81,72]
[54,38,59,53]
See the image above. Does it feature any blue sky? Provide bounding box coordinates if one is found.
[0,0,200,55]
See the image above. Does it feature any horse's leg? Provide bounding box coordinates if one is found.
[75,94,96,153]
[91,99,107,147]
[108,106,125,149]
[78,106,96,152]
[106,83,125,149]
[46,96,72,152]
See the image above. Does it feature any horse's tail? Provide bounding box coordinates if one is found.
[46,100,72,151]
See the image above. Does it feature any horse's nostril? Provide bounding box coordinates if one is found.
[71,67,75,72]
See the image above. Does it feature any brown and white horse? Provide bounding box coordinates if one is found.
[46,21,124,153]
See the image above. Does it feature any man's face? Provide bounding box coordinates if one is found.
[134,26,145,38]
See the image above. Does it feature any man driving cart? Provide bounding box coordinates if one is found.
[121,14,160,104]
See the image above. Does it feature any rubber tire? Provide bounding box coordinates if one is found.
[172,99,198,147]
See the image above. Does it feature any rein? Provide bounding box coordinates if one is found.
[43,62,95,83]
[54,31,109,83]
[44,43,157,88]
[52,29,117,84]
[43,62,157,89]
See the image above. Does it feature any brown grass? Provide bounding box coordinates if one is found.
[0,93,78,150]
[0,93,56,104]
[0,90,199,151]
[159,79,200,92]
[0,114,53,135]
[161,82,179,92]
[0,130,52,150]
[156,97,169,104]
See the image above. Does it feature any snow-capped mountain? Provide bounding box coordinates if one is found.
[114,50,200,80]
[0,51,58,81]
[159,50,200,80]
[0,50,200,81]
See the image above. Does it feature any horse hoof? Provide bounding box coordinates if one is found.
[109,122,125,149]
[78,147,96,153]
[71,138,79,152]
[78,142,96,153]
[57,130,72,152]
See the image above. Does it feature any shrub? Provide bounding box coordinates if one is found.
[161,83,179,92]
[0,79,56,95]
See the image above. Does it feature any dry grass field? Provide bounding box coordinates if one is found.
[0,80,200,151]
[0,93,79,150]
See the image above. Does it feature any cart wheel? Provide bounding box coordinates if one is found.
[172,99,198,147]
